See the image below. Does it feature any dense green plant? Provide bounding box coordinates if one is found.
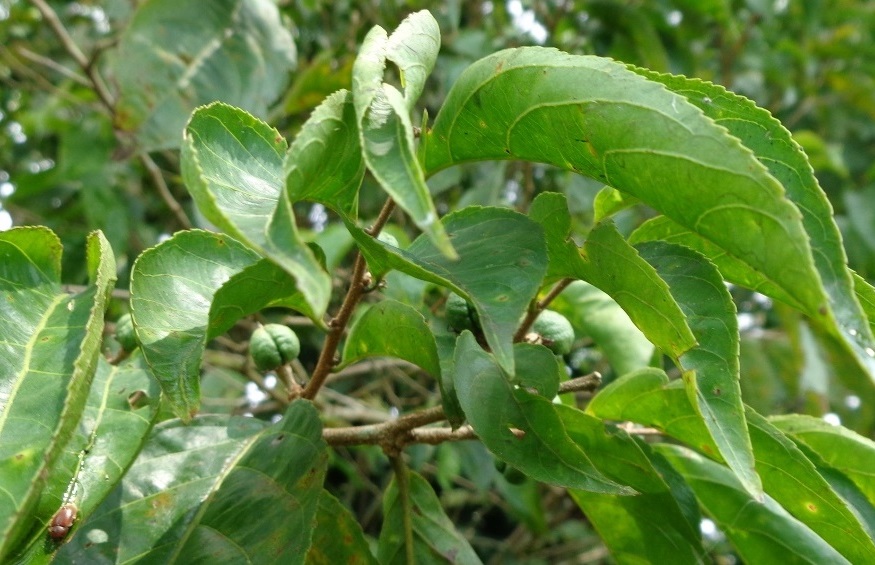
[3,3,875,563]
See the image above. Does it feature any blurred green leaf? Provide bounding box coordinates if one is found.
[306,491,377,564]
[378,470,481,564]
[112,0,296,150]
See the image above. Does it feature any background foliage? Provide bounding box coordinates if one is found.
[2,0,875,562]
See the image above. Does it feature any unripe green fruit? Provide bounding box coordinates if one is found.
[250,324,301,371]
[445,293,478,332]
[532,310,575,355]
[377,231,399,248]
[116,313,138,352]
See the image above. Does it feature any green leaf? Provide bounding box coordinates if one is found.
[629,67,875,393]
[378,470,482,564]
[351,206,547,374]
[0,228,115,561]
[112,0,296,150]
[353,16,455,258]
[550,281,653,376]
[593,186,640,222]
[385,10,441,111]
[424,47,826,351]
[561,408,704,564]
[58,401,326,563]
[130,230,303,420]
[657,444,850,565]
[56,414,263,561]
[453,332,631,494]
[588,371,875,562]
[16,354,161,562]
[284,90,364,220]
[636,241,760,498]
[182,102,331,319]
[341,299,441,378]
[306,491,377,565]
[771,414,875,509]
[528,194,695,357]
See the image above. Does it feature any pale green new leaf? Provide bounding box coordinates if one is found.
[385,10,441,111]
[112,0,296,150]
[636,241,760,497]
[0,229,115,561]
[352,15,455,258]
[181,102,331,319]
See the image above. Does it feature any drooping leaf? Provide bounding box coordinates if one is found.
[58,401,326,563]
[630,67,875,391]
[378,470,482,564]
[424,46,827,354]
[17,354,161,562]
[528,194,695,358]
[550,281,653,376]
[561,407,703,564]
[351,206,547,374]
[341,299,441,378]
[130,230,303,420]
[306,491,377,565]
[771,414,875,509]
[453,332,631,494]
[0,228,115,561]
[657,444,850,565]
[588,370,875,562]
[353,13,455,258]
[636,241,760,498]
[182,102,331,319]
[112,0,296,150]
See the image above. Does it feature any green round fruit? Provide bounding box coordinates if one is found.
[532,310,575,355]
[250,324,301,371]
[377,231,399,248]
[445,293,478,332]
[115,313,138,352]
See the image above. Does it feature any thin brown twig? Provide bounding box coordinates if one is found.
[15,46,91,86]
[139,152,192,229]
[513,277,574,342]
[29,0,116,112]
[302,199,396,400]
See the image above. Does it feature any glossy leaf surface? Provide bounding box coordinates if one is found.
[0,229,115,561]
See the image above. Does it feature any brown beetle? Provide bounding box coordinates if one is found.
[48,503,78,540]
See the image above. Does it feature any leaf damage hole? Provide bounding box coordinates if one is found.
[508,427,526,439]
[271,434,286,446]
